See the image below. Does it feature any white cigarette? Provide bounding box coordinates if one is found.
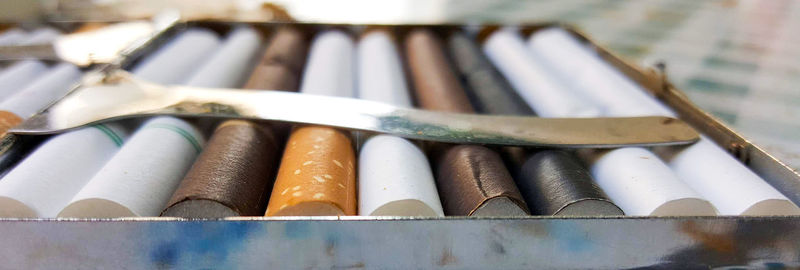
[656,138,800,215]
[300,30,355,97]
[0,123,128,217]
[58,117,204,218]
[359,135,443,216]
[482,28,601,118]
[0,63,81,118]
[529,27,800,215]
[357,31,412,107]
[18,27,61,45]
[0,60,48,102]
[580,148,717,216]
[356,31,443,216]
[485,28,715,216]
[131,28,221,84]
[57,24,271,217]
[527,28,675,117]
[184,26,263,88]
[0,28,26,46]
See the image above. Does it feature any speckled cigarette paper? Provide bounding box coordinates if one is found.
[485,28,716,216]
[405,29,529,216]
[528,28,800,216]
[357,30,443,216]
[265,30,357,216]
[265,126,356,216]
[447,32,622,216]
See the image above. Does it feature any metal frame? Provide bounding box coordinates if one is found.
[1,20,799,269]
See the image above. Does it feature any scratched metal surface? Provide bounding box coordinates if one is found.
[0,217,798,269]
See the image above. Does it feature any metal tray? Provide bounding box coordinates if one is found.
[1,19,799,269]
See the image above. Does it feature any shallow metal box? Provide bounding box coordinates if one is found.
[1,19,799,269]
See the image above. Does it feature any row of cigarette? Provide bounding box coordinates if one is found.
[0,23,797,218]
[0,26,62,46]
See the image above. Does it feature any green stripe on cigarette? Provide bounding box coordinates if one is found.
[144,123,202,153]
[93,124,124,147]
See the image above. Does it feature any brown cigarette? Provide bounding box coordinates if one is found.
[73,23,108,33]
[243,65,300,91]
[265,126,356,216]
[436,146,529,216]
[244,27,308,90]
[161,120,281,217]
[404,28,529,216]
[404,29,474,113]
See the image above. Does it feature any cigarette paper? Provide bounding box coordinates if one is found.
[486,29,715,216]
[356,30,443,216]
[131,28,221,84]
[0,124,128,217]
[299,30,354,97]
[162,120,280,217]
[59,117,204,218]
[0,63,81,118]
[184,26,263,88]
[0,28,26,46]
[0,60,48,101]
[406,29,528,216]
[265,126,356,216]
[529,27,799,215]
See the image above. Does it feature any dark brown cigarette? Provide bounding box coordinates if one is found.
[243,65,300,91]
[404,29,529,216]
[162,120,281,217]
[436,145,529,216]
[244,27,308,90]
[518,151,623,216]
[404,29,473,113]
[446,31,622,216]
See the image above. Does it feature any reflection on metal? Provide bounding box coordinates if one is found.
[9,70,699,148]
[0,21,155,66]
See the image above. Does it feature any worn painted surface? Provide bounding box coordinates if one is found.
[0,217,798,269]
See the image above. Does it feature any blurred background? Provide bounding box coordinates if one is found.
[2,0,799,170]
